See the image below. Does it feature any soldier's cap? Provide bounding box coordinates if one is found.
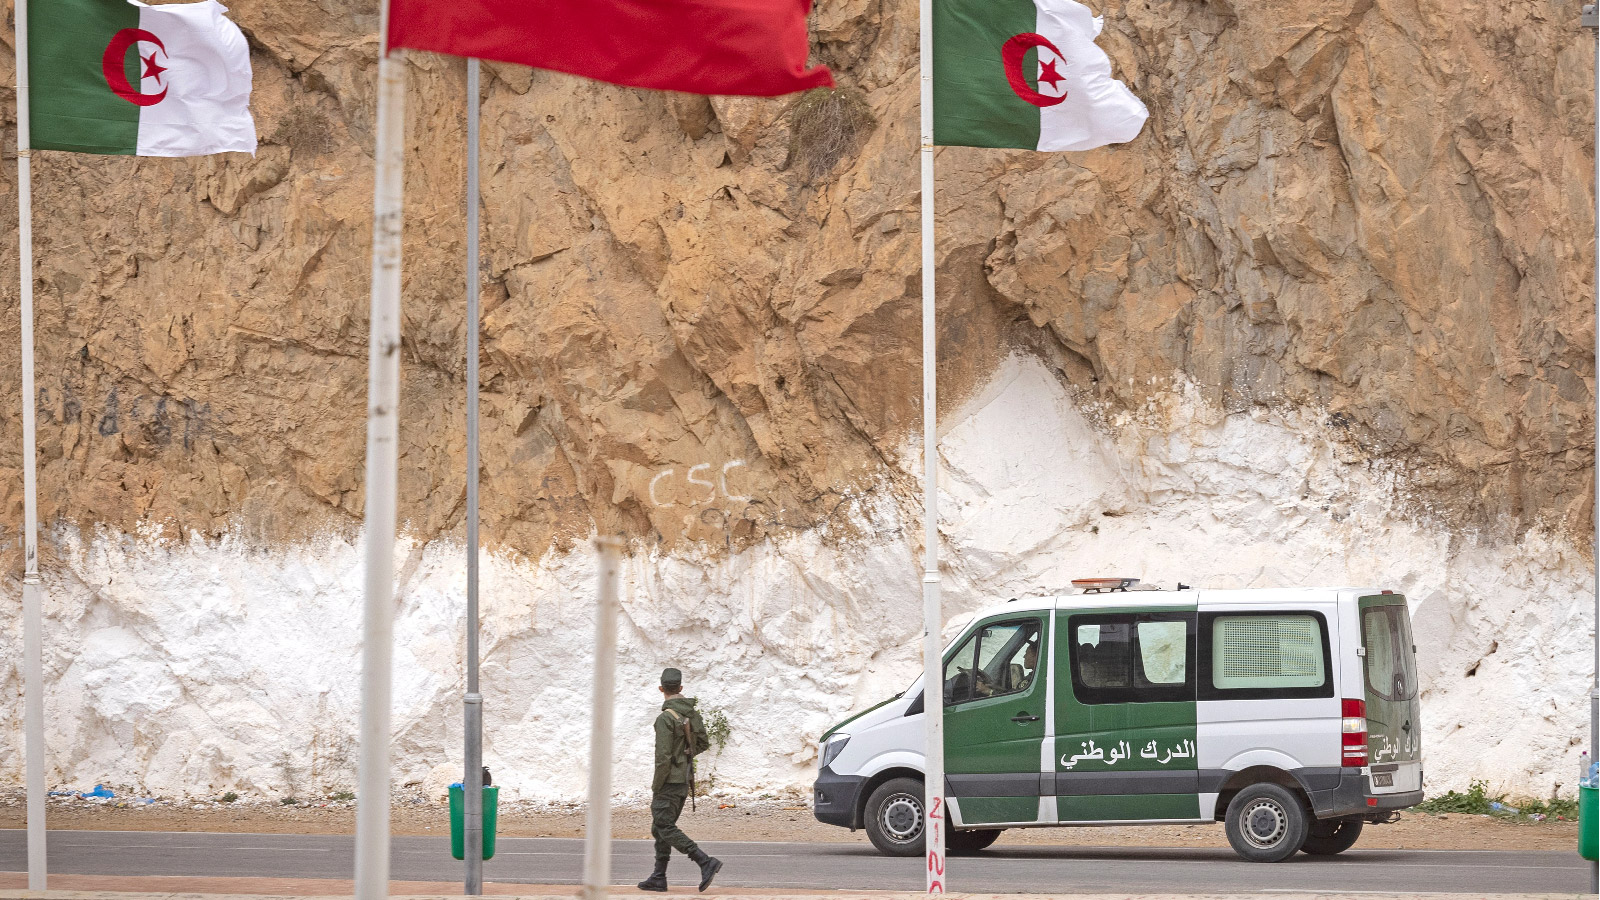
[660,667,683,688]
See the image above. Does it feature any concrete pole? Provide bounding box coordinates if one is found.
[918,0,946,891]
[15,0,46,886]
[463,54,485,897]
[354,7,405,897]
[582,538,622,900]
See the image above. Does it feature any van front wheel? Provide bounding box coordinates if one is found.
[1224,783,1310,863]
[1301,818,1363,855]
[863,777,927,857]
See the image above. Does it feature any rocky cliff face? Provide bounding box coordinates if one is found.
[0,0,1594,800]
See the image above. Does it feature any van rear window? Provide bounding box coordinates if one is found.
[1198,611,1333,700]
[1362,605,1417,702]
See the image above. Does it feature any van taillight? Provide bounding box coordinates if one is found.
[1341,698,1368,768]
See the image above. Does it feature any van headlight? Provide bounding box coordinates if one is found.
[820,733,850,770]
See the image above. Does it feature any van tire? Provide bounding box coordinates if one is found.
[1224,783,1310,863]
[1300,818,1363,855]
[948,828,1002,855]
[863,777,927,857]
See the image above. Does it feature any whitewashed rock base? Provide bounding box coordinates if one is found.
[1,356,1591,801]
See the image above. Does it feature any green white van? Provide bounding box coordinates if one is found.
[812,585,1423,862]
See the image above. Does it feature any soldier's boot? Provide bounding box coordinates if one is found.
[637,859,669,892]
[688,848,722,892]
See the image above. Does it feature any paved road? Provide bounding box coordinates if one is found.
[1,830,1591,894]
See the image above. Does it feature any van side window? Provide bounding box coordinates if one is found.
[943,632,979,704]
[1138,620,1188,685]
[945,618,1041,706]
[1074,622,1131,690]
[1068,613,1194,704]
[1198,611,1334,700]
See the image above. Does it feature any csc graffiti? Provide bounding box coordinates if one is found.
[648,460,749,507]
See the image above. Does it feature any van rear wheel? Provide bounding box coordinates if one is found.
[948,828,1002,855]
[1224,783,1310,863]
[863,777,926,857]
[1301,818,1363,855]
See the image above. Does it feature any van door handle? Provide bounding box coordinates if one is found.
[1011,713,1040,723]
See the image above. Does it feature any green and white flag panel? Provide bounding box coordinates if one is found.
[29,0,256,156]
[933,0,1147,151]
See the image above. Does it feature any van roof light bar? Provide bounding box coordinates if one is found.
[1072,577,1140,593]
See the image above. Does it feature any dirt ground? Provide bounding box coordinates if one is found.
[0,792,1580,851]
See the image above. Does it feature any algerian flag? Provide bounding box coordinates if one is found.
[28,0,256,156]
[933,0,1147,151]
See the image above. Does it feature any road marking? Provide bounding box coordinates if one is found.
[1258,885,1589,896]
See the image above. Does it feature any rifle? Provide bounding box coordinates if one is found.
[683,716,697,812]
[668,709,698,811]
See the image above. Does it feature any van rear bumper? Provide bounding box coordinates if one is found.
[813,768,868,829]
[1308,768,1423,818]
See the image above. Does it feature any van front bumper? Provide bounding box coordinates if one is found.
[1307,768,1424,819]
[813,767,868,829]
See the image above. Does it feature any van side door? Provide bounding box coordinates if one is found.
[943,614,1049,826]
[1053,604,1201,821]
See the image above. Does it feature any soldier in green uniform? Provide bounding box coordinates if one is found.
[638,667,723,893]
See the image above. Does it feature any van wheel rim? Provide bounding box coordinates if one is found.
[881,794,924,843]
[1241,798,1289,849]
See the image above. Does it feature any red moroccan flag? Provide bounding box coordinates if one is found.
[388,0,834,97]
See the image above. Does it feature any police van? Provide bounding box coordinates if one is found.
[812,581,1422,862]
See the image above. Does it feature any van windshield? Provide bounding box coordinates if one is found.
[1362,603,1417,702]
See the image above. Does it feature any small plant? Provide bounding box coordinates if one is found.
[786,87,876,183]
[329,790,356,801]
[1418,780,1495,814]
[1417,780,1579,821]
[705,709,732,754]
[276,751,301,801]
[219,792,239,803]
[695,707,734,798]
[270,105,335,157]
[1517,795,1581,819]
[280,796,299,806]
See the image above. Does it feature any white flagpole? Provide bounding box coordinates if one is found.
[918,0,945,892]
[354,1,404,896]
[581,537,622,900]
[1588,5,1600,894]
[463,54,485,897]
[15,0,47,888]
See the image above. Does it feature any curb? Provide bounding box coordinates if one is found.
[0,883,1587,890]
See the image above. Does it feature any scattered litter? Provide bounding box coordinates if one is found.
[1528,813,1546,821]
[717,804,735,809]
[1488,800,1520,814]
[48,785,115,799]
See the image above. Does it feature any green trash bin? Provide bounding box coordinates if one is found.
[449,783,499,861]
[1580,784,1596,862]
